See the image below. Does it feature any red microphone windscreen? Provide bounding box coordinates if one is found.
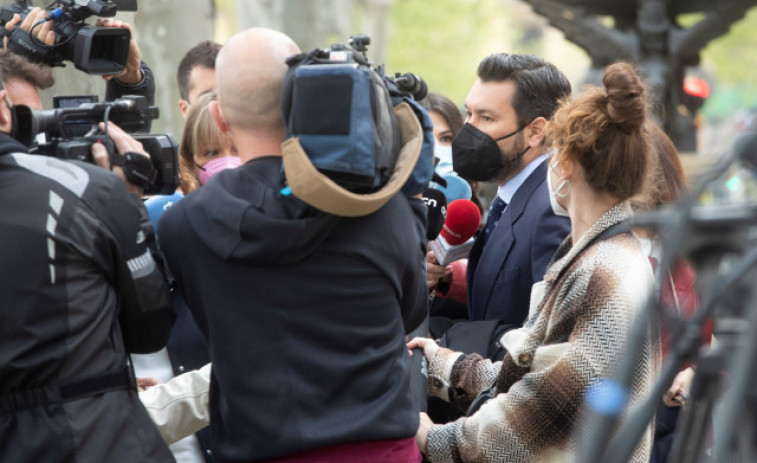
[440,199,481,245]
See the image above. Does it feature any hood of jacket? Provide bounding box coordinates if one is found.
[0,131,31,156]
[183,156,340,266]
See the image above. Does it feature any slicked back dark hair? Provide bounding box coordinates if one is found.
[477,53,571,128]
[177,40,222,101]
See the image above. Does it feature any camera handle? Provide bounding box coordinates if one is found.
[110,151,157,191]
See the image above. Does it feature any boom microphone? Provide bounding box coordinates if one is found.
[430,199,481,265]
[422,188,447,241]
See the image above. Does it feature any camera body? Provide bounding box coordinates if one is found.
[0,0,137,75]
[14,95,179,195]
[317,35,427,101]
[281,35,429,192]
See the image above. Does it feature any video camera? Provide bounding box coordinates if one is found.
[321,35,428,101]
[281,34,429,192]
[0,0,137,75]
[13,95,179,195]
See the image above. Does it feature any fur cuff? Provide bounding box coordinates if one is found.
[428,348,462,401]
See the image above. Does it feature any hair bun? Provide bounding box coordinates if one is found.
[603,62,646,131]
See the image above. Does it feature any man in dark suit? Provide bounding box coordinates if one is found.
[429,53,571,326]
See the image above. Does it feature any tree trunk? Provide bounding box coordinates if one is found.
[133,0,215,137]
[235,0,392,64]
[237,0,328,51]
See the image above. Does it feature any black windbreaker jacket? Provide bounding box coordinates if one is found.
[0,132,175,462]
[159,156,428,462]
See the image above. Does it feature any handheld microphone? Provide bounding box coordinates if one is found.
[430,199,481,265]
[422,188,447,241]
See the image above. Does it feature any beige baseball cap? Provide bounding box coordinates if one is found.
[281,101,424,217]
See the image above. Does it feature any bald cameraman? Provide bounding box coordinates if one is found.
[0,62,176,463]
[159,28,427,463]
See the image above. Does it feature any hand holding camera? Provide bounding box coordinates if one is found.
[3,7,55,47]
[95,17,142,84]
[14,95,179,195]
[91,121,152,196]
[0,0,137,75]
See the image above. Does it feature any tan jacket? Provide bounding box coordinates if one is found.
[139,363,212,445]
[427,202,659,463]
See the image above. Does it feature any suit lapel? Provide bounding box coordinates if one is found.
[470,160,549,319]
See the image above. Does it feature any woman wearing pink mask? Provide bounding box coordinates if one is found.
[178,91,241,193]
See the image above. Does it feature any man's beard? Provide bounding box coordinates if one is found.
[494,132,527,183]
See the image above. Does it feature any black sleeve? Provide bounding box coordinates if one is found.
[113,192,175,353]
[82,171,175,353]
[105,61,156,132]
[401,197,430,334]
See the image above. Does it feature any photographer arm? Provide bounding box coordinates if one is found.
[92,122,152,196]
[82,146,174,353]
[97,18,156,109]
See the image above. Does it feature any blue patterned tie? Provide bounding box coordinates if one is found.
[482,196,507,246]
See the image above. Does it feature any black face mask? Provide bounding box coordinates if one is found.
[452,122,525,182]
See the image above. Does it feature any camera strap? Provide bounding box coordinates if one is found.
[7,27,58,67]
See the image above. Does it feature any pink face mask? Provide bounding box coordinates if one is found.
[198,156,242,185]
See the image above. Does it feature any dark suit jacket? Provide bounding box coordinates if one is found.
[467,159,570,324]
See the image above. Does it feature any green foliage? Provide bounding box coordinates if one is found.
[679,8,757,117]
[386,0,511,106]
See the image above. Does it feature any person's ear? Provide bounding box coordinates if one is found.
[0,90,12,133]
[209,101,229,134]
[178,99,190,120]
[525,117,547,148]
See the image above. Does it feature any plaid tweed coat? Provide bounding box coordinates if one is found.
[426,202,659,463]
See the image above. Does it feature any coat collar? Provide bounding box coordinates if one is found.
[543,201,635,284]
[503,200,635,369]
[505,157,549,224]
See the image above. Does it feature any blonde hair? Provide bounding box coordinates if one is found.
[178,91,228,193]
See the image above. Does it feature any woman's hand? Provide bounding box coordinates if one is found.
[415,412,434,456]
[407,336,440,362]
[663,367,695,407]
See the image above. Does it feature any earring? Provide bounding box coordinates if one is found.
[554,178,570,198]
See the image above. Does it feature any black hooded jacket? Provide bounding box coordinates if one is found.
[0,132,175,462]
[158,156,428,462]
